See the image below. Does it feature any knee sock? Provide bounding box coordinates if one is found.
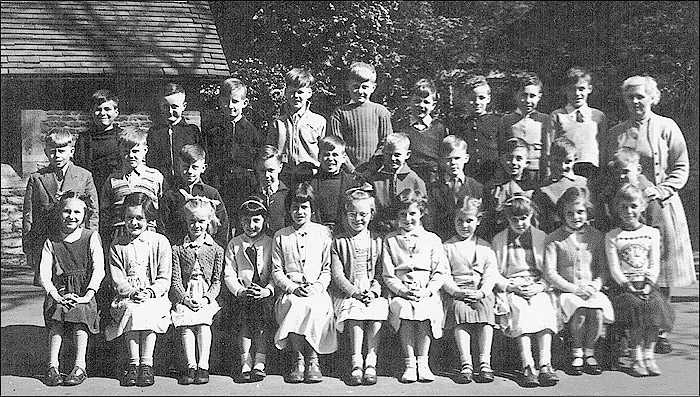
[181,328,197,369]
[48,323,63,369]
[140,332,156,367]
[365,351,377,368]
[74,327,88,370]
[196,325,212,370]
[241,353,252,372]
[125,332,140,365]
[351,354,363,369]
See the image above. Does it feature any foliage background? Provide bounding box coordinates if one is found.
[206,0,699,244]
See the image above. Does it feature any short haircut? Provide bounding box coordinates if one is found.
[410,78,437,99]
[438,135,468,157]
[549,136,578,160]
[383,132,411,153]
[179,144,206,164]
[45,130,76,148]
[257,145,283,166]
[343,187,376,214]
[122,192,158,222]
[610,147,641,168]
[220,78,248,100]
[161,82,186,98]
[500,137,530,156]
[456,196,483,217]
[613,183,647,210]
[118,127,147,147]
[285,68,315,89]
[565,67,592,85]
[556,186,593,220]
[91,89,119,108]
[182,196,221,235]
[501,193,535,218]
[392,188,426,215]
[319,135,346,154]
[462,75,491,94]
[515,72,542,91]
[621,75,661,105]
[285,182,315,213]
[348,62,376,83]
[238,195,268,219]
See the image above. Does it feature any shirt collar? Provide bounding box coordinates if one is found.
[230,114,243,124]
[399,225,424,238]
[515,107,533,117]
[444,173,465,185]
[125,163,147,176]
[184,233,214,248]
[62,226,84,242]
[180,178,205,193]
[565,104,592,119]
[286,102,311,121]
[53,162,71,178]
[564,224,587,234]
[263,180,280,194]
[409,114,433,129]
[379,163,409,176]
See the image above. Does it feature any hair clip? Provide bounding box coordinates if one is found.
[239,198,267,212]
[345,182,374,196]
[179,189,221,208]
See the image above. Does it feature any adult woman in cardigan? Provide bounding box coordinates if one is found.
[604,75,695,353]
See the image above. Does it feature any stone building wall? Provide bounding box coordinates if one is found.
[1,110,200,269]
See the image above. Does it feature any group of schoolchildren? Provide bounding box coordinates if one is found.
[23,61,694,389]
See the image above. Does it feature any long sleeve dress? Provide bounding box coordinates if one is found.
[442,235,498,328]
[606,112,695,288]
[271,222,338,354]
[170,233,223,327]
[382,226,447,339]
[330,229,388,332]
[105,230,172,341]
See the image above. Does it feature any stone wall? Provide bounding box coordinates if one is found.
[1,110,200,270]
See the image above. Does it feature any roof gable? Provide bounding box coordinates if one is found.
[1,1,230,77]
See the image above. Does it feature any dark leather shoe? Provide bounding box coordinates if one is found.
[179,368,196,385]
[362,365,377,385]
[137,364,154,387]
[538,364,559,387]
[476,362,495,383]
[63,366,87,386]
[348,366,362,386]
[520,366,539,388]
[583,357,602,375]
[194,368,209,384]
[251,367,266,382]
[655,337,672,354]
[120,364,138,387]
[46,366,63,386]
[287,361,304,383]
[305,361,323,383]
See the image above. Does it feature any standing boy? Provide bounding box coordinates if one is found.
[499,73,553,181]
[161,144,230,248]
[74,89,123,193]
[23,130,99,286]
[147,83,201,186]
[267,68,327,187]
[425,136,483,241]
[255,145,290,236]
[206,78,264,222]
[367,132,426,234]
[450,75,501,185]
[330,62,393,176]
[101,128,166,242]
[397,78,449,186]
[308,135,364,233]
[550,67,607,179]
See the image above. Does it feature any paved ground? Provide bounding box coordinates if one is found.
[1,261,698,396]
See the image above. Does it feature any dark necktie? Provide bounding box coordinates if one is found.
[246,245,261,285]
[576,110,584,123]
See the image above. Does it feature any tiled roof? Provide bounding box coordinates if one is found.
[1,1,230,77]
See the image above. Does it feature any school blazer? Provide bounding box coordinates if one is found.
[330,231,384,299]
[491,227,547,292]
[23,163,99,251]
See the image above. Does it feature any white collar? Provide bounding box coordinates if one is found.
[565,104,592,119]
[62,226,84,243]
[409,114,433,129]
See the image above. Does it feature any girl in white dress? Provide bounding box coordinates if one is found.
[330,187,388,385]
[170,197,223,385]
[544,186,614,376]
[272,183,337,383]
[382,188,447,383]
[105,192,172,388]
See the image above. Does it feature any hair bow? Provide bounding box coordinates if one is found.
[495,190,533,213]
[179,189,221,208]
[345,182,374,197]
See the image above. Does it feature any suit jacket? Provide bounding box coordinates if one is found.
[23,163,99,256]
[330,231,384,299]
[146,120,201,185]
[425,175,483,241]
[170,233,224,304]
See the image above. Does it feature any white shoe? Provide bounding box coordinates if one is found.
[417,356,434,382]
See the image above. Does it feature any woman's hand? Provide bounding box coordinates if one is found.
[184,296,202,311]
